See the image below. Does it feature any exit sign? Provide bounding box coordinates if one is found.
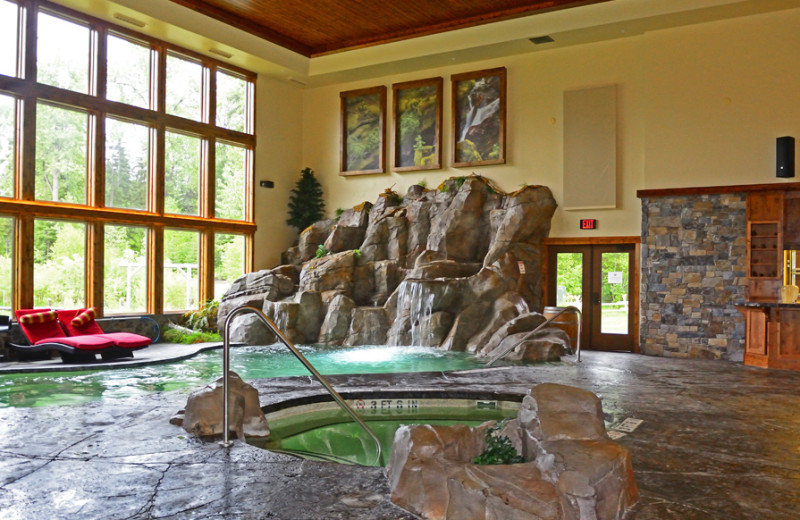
[580,219,598,230]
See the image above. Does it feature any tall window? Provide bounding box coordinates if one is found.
[37,12,90,94]
[34,219,85,308]
[105,118,149,211]
[0,1,255,314]
[215,233,245,300]
[0,94,14,198]
[165,131,200,216]
[35,103,88,204]
[104,224,147,313]
[164,229,199,311]
[0,1,18,78]
[106,34,151,109]
[0,216,12,316]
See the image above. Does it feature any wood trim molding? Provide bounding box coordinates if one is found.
[544,236,640,245]
[637,182,800,199]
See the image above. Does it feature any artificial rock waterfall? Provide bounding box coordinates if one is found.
[219,175,572,360]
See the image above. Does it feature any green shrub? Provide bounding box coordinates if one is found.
[473,421,525,465]
[164,328,222,344]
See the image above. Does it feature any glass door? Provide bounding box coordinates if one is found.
[548,244,636,351]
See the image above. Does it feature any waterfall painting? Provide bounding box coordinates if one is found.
[451,67,506,167]
[392,77,443,172]
[340,86,386,176]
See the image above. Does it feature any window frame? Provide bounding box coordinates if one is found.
[0,0,255,314]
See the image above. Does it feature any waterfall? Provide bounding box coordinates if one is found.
[397,280,435,346]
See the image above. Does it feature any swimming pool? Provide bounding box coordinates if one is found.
[249,395,522,466]
[0,344,496,408]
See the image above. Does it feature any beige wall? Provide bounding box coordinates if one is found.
[643,9,800,189]
[253,76,304,269]
[297,8,800,255]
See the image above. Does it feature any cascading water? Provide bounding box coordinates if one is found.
[396,280,436,346]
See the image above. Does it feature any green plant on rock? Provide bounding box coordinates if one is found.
[184,299,219,332]
[315,244,329,259]
[473,421,525,465]
[163,328,222,344]
[287,167,326,232]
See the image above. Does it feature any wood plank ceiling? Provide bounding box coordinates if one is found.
[167,0,611,57]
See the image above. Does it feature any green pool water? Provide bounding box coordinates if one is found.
[0,344,491,408]
[249,398,521,466]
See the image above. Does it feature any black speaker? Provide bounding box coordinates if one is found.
[777,136,795,178]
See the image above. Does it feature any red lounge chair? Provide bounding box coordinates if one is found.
[56,308,152,349]
[8,308,150,363]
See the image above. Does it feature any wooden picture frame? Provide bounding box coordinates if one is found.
[392,77,443,172]
[451,67,506,167]
[340,86,387,176]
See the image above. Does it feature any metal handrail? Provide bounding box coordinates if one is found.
[219,306,383,466]
[484,306,582,366]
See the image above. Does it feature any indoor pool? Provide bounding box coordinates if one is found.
[249,396,521,466]
[0,344,497,408]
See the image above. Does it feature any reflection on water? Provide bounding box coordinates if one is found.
[1,344,487,408]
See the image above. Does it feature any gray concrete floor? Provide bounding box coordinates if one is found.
[1,350,799,519]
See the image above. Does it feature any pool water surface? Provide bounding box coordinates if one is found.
[1,344,493,408]
[250,397,521,466]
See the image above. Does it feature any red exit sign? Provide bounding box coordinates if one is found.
[580,219,598,230]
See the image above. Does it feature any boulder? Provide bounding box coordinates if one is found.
[299,250,357,295]
[324,203,372,253]
[298,219,335,261]
[178,372,269,440]
[344,307,389,346]
[318,294,355,345]
[387,383,638,520]
[218,268,296,327]
[427,177,489,262]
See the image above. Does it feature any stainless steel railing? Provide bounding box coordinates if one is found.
[484,306,582,366]
[219,306,383,466]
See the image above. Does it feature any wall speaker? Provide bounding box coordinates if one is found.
[777,136,795,178]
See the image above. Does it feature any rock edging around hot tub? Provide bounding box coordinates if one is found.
[386,382,638,520]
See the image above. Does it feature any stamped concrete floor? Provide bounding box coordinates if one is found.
[1,350,799,519]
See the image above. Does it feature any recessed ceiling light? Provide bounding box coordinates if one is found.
[529,35,554,45]
[113,13,146,28]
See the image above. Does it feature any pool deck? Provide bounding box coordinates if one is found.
[1,350,800,519]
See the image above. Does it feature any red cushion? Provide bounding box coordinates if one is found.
[15,309,67,344]
[71,307,97,327]
[57,309,105,336]
[99,332,152,348]
[33,334,115,350]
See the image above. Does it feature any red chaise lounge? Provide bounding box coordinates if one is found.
[9,308,152,363]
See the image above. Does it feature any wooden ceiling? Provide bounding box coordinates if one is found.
[166,0,611,57]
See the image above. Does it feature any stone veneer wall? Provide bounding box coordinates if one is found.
[640,192,747,360]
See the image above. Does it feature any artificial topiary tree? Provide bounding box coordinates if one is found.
[286,167,325,232]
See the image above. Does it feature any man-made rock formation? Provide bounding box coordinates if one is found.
[219,175,568,360]
[386,383,638,520]
[172,372,270,440]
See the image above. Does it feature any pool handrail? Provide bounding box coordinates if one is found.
[220,305,383,466]
[484,306,582,366]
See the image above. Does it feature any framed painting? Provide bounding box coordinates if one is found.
[340,86,386,176]
[451,67,506,167]
[392,77,443,172]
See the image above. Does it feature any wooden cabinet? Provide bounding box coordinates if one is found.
[746,192,783,301]
[739,304,800,370]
